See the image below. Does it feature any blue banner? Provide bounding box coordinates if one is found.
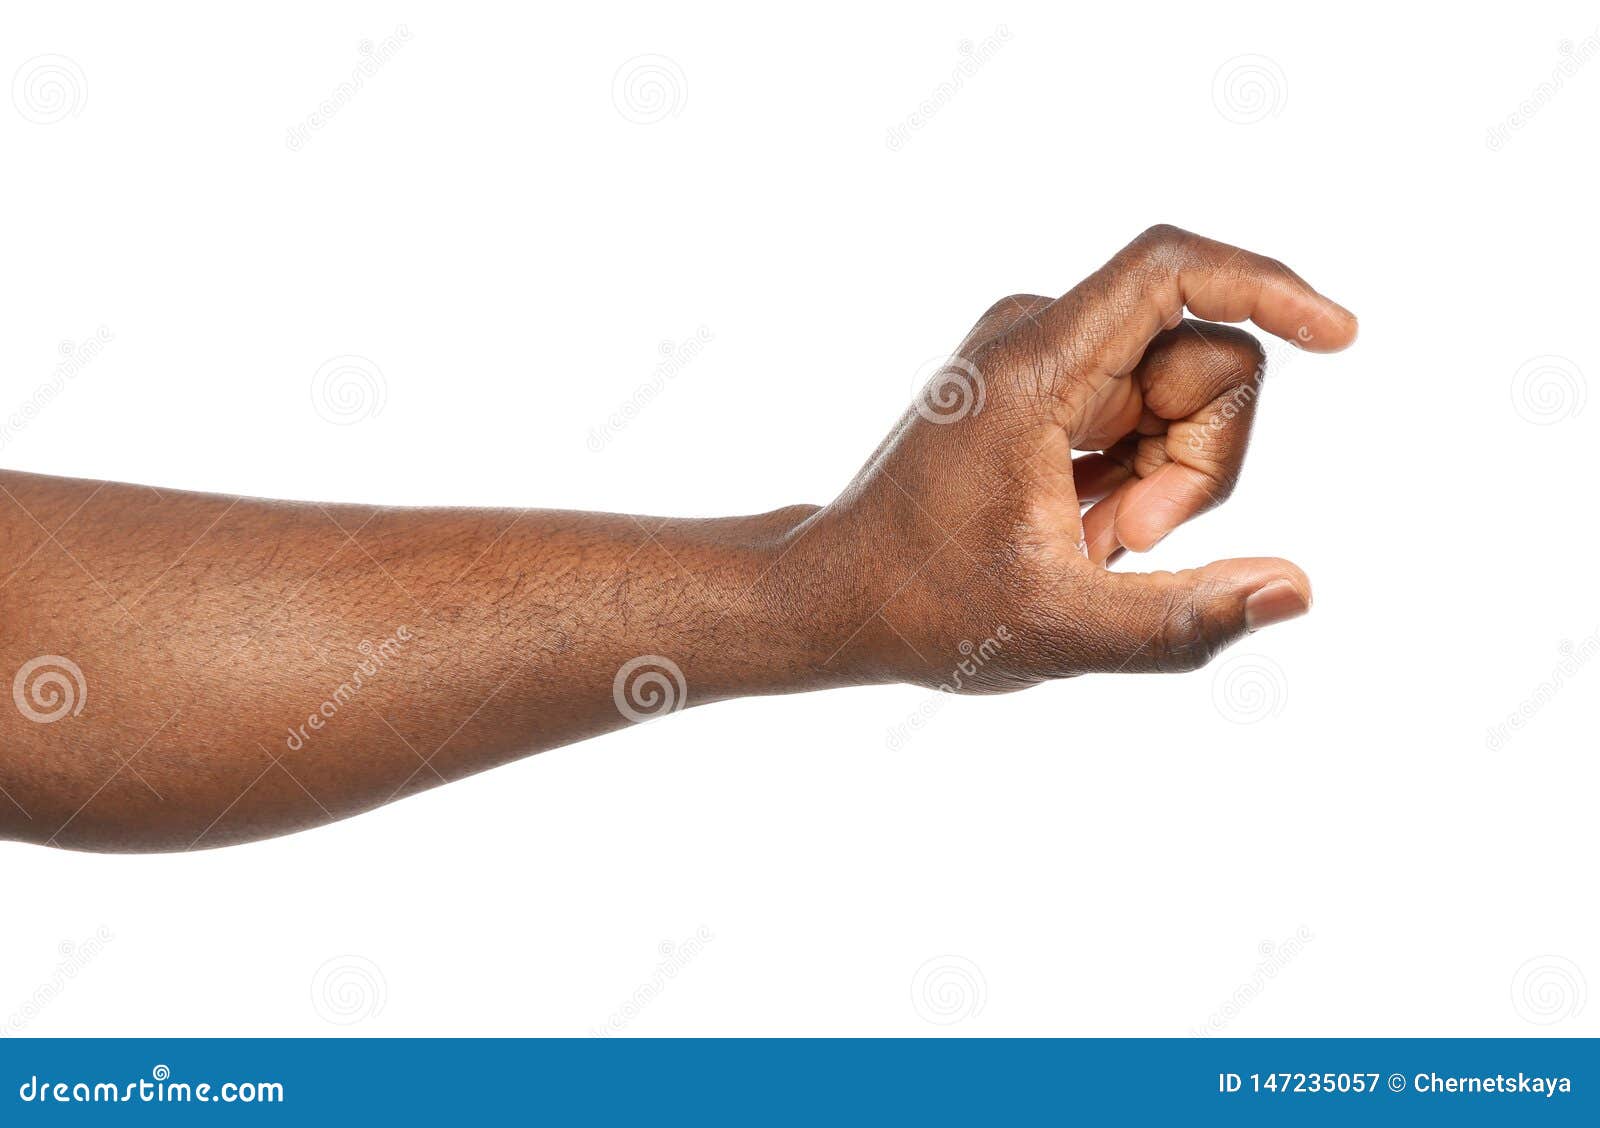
[2,1038,1593,1123]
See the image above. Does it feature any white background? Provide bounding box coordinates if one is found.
[1,1,1595,1036]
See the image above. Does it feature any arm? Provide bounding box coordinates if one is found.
[0,477,840,851]
[0,226,1354,852]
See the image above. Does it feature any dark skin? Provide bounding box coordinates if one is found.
[0,226,1355,852]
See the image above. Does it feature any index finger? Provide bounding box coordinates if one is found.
[1031,224,1358,385]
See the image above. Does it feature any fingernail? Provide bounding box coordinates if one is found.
[1244,580,1309,631]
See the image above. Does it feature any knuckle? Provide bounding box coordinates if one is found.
[1206,474,1239,505]
[1216,326,1267,373]
[1128,225,1187,275]
[1192,325,1267,391]
[1150,586,1226,673]
[1141,223,1185,245]
[981,293,1051,326]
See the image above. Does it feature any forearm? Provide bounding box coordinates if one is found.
[0,469,855,851]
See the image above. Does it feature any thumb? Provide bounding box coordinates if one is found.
[1080,557,1310,674]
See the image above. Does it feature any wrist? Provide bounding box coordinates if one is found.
[747,499,914,692]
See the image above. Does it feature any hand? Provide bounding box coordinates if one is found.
[803,225,1357,690]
